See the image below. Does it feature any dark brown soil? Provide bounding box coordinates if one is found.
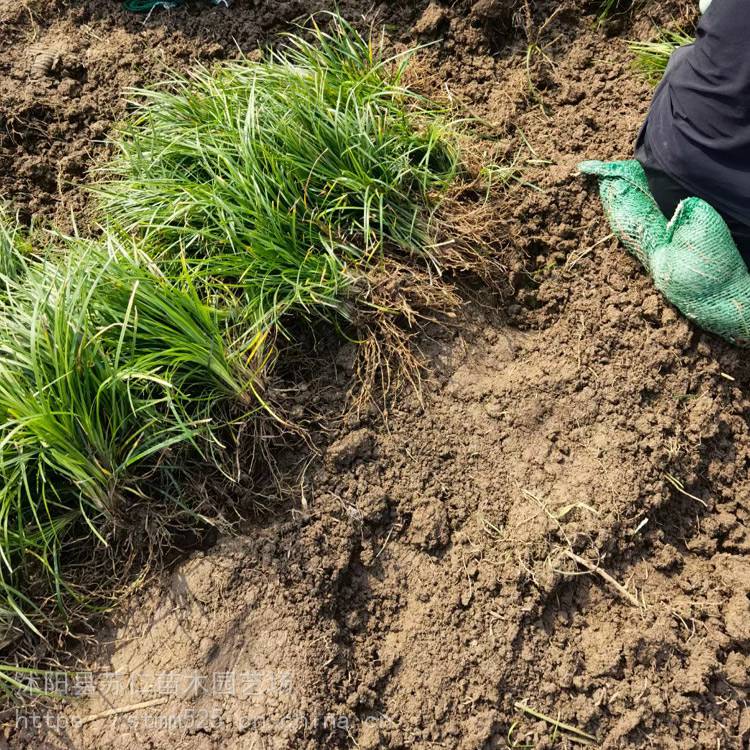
[2,0,749,749]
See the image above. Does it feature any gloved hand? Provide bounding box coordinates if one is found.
[579,159,750,347]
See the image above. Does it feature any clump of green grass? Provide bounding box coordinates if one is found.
[98,13,498,396]
[0,218,271,643]
[629,29,694,84]
[76,232,272,413]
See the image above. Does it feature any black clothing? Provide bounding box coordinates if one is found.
[635,0,750,254]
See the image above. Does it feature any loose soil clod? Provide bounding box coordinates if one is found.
[29,49,60,79]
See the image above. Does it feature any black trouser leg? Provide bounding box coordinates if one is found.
[642,164,750,268]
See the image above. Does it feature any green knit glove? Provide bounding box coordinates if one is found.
[579,159,750,346]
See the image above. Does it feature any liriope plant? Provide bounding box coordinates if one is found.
[0,219,273,644]
[97,13,499,395]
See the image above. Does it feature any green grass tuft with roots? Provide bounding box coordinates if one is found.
[0,218,272,655]
[98,13,501,396]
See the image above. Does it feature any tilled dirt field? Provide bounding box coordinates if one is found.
[2,0,750,748]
